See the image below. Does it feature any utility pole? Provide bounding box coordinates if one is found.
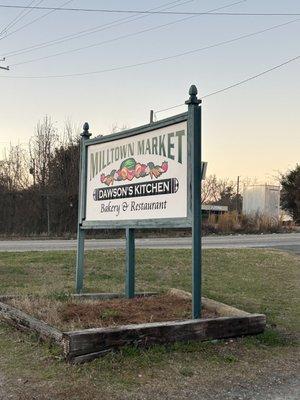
[236,175,240,213]
[29,158,36,186]
[0,57,9,71]
[46,194,50,236]
[149,110,154,124]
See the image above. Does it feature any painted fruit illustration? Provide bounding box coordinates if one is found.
[161,161,168,173]
[120,168,128,180]
[100,173,106,183]
[100,158,169,186]
[120,158,136,171]
[135,163,142,178]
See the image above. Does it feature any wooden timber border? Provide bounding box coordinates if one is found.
[71,292,157,300]
[0,299,62,343]
[62,314,266,363]
[0,292,266,364]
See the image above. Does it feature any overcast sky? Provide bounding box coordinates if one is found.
[0,0,299,182]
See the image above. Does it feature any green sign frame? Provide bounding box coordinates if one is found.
[82,112,191,229]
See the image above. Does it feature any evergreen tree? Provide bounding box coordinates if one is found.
[280,165,300,222]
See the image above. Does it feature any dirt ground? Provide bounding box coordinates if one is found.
[0,334,299,400]
[7,294,217,331]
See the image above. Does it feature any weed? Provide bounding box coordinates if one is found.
[48,291,71,302]
[100,308,120,320]
[223,354,239,363]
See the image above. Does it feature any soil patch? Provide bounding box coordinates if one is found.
[6,294,218,331]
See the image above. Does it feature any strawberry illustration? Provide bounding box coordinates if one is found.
[161,161,168,173]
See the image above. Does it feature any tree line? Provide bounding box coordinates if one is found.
[0,117,79,235]
[0,116,298,236]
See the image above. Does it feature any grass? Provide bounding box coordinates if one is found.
[0,248,299,399]
[205,211,293,234]
[7,294,198,330]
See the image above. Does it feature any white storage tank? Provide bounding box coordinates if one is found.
[242,185,280,220]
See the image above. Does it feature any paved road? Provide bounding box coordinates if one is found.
[0,233,299,253]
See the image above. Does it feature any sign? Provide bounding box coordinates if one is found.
[76,85,203,319]
[85,120,188,224]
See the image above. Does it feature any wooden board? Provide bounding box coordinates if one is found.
[71,292,157,300]
[0,301,62,344]
[0,295,266,364]
[169,288,251,317]
[63,314,266,363]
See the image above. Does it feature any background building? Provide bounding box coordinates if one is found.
[242,185,280,220]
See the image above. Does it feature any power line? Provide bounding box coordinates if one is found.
[0,0,41,36]
[0,4,299,16]
[2,0,199,58]
[3,18,298,77]
[202,55,300,98]
[9,1,247,67]
[0,0,74,42]
[0,57,9,70]
[4,0,220,59]
[154,55,300,114]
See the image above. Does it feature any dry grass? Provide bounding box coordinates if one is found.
[205,212,286,234]
[9,296,62,327]
[7,294,217,331]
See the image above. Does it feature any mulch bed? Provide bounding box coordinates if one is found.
[6,294,218,331]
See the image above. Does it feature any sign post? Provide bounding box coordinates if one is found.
[75,122,91,293]
[125,228,135,298]
[186,85,202,319]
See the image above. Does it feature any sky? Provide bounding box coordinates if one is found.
[0,0,299,182]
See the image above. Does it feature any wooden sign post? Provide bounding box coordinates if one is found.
[186,85,202,318]
[75,85,202,318]
[125,227,135,298]
[75,122,90,294]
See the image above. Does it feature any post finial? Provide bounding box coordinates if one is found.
[81,122,91,138]
[185,84,201,105]
[189,85,197,96]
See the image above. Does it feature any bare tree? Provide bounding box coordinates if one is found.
[201,175,231,204]
[0,117,81,235]
[29,116,58,187]
[60,118,80,147]
[0,144,29,191]
[111,124,128,134]
[202,175,259,205]
[0,144,30,233]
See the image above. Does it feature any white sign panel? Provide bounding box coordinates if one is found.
[85,121,187,222]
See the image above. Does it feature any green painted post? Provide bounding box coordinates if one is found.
[125,228,135,298]
[186,85,202,319]
[75,227,85,292]
[124,109,156,299]
[75,122,91,293]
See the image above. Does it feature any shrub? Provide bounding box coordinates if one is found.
[203,212,286,234]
